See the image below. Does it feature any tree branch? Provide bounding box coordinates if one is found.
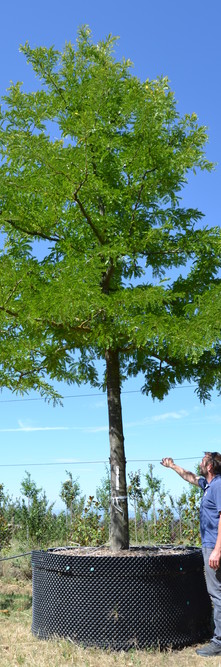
[74,194,105,245]
[0,305,19,318]
[35,318,92,333]
[130,167,157,234]
[4,280,23,307]
[100,257,115,294]
[38,62,71,114]
[2,218,60,243]
[117,342,177,368]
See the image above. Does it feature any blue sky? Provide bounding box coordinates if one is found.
[0,0,220,512]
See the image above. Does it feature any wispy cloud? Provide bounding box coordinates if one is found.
[0,418,64,433]
[124,411,188,428]
[152,410,188,422]
[83,425,108,433]
[0,419,108,434]
[0,407,219,435]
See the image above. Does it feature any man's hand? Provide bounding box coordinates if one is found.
[160,458,198,485]
[209,548,221,570]
[160,457,175,468]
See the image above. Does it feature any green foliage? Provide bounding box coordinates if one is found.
[0,484,12,549]
[128,471,143,503]
[16,472,56,547]
[0,25,220,401]
[96,466,111,540]
[178,485,202,546]
[143,464,162,534]
[155,506,175,544]
[0,468,207,550]
[60,471,85,522]
[128,470,143,543]
[71,496,105,546]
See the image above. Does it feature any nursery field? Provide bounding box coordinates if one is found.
[0,570,220,667]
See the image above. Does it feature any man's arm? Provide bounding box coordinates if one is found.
[160,457,200,486]
[209,514,221,570]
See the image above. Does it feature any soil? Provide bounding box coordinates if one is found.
[49,545,199,557]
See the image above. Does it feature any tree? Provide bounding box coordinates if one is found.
[60,471,85,528]
[0,26,220,550]
[96,465,111,540]
[72,495,105,546]
[144,464,162,536]
[128,470,143,543]
[0,484,11,550]
[19,472,55,546]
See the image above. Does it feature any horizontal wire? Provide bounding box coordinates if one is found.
[0,551,32,562]
[0,385,197,404]
[0,456,201,468]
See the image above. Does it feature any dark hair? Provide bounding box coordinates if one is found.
[204,452,221,475]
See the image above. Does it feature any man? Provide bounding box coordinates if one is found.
[161,452,221,658]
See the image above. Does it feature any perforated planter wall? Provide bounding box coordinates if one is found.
[32,546,212,650]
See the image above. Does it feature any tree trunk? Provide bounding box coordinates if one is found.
[105,349,129,550]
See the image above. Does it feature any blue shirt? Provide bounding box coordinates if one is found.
[198,475,221,547]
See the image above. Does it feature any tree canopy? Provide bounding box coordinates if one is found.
[0,26,220,547]
[0,26,220,401]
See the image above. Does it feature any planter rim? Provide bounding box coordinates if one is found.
[34,544,202,556]
[31,545,204,577]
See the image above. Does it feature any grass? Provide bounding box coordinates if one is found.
[1,555,221,667]
[1,588,221,667]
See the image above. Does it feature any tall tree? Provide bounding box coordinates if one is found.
[0,27,220,549]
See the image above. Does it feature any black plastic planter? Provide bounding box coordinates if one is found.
[32,546,212,650]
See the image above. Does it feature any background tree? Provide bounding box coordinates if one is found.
[0,484,11,552]
[60,471,85,533]
[60,470,85,523]
[72,495,105,546]
[138,489,153,543]
[144,465,162,536]
[174,491,188,542]
[0,27,220,549]
[155,491,175,544]
[180,467,203,545]
[96,465,111,541]
[128,470,143,544]
[19,472,55,546]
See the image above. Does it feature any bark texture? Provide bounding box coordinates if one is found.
[105,348,129,550]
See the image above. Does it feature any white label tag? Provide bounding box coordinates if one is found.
[116,465,120,490]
